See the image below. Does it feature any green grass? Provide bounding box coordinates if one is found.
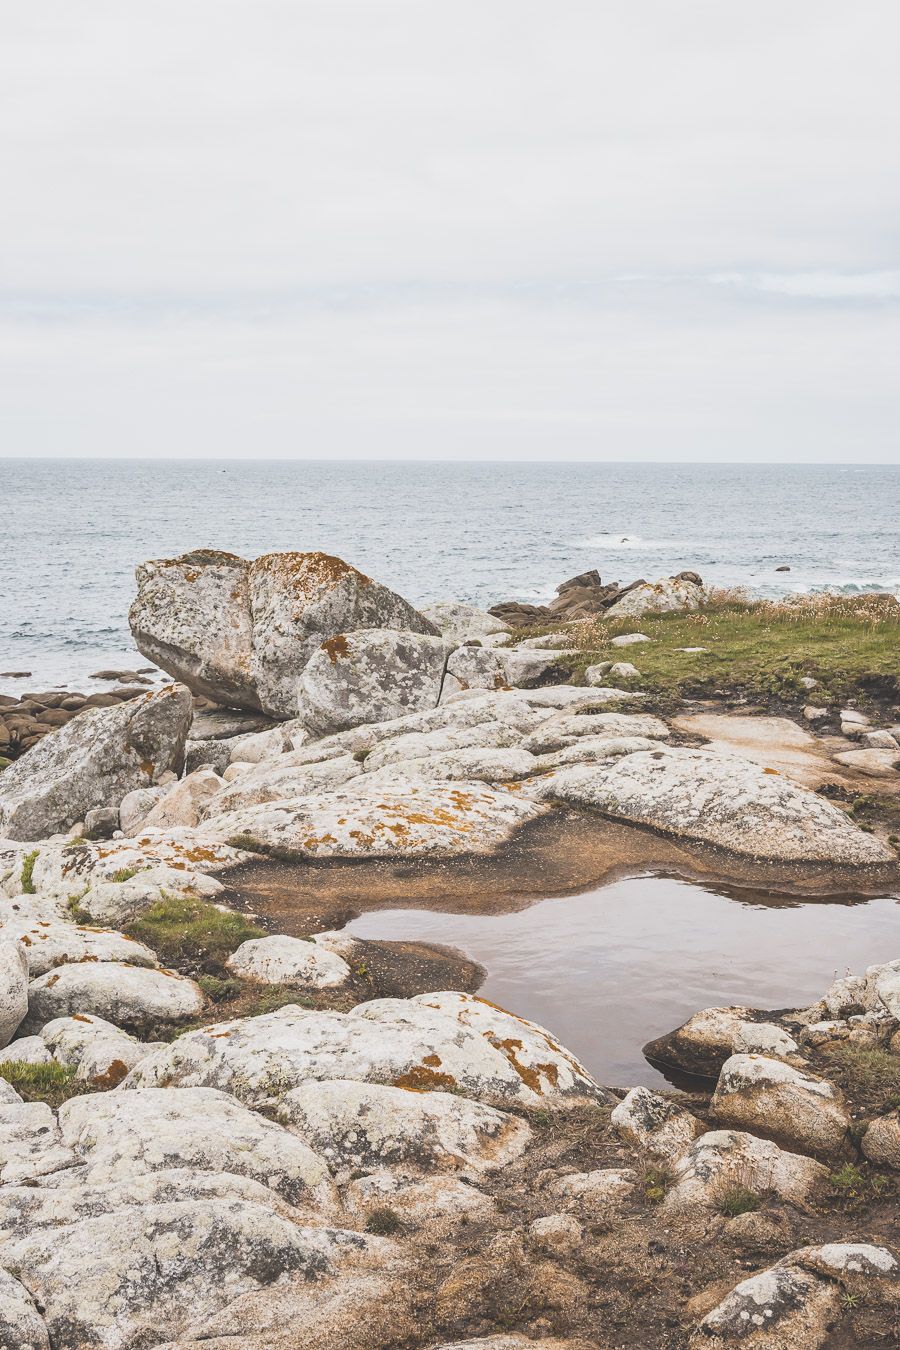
[825,1044,900,1113]
[717,1184,762,1218]
[519,594,900,704]
[124,894,264,969]
[67,892,95,925]
[0,1061,95,1109]
[830,1162,891,1206]
[20,850,39,894]
[641,1162,674,1205]
[111,866,140,882]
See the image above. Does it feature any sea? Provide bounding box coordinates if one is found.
[2,459,899,691]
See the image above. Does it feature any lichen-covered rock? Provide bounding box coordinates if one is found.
[0,915,156,978]
[420,602,510,645]
[0,1199,371,1350]
[58,1087,335,1209]
[123,992,607,1110]
[664,1130,829,1213]
[295,629,448,736]
[207,781,545,860]
[39,1014,159,1083]
[442,646,576,696]
[0,1266,49,1349]
[279,1079,531,1174]
[522,710,670,755]
[343,1170,496,1229]
[644,1006,762,1079]
[0,686,193,841]
[689,1263,839,1349]
[137,768,226,831]
[0,943,28,1048]
[359,747,538,788]
[203,753,362,818]
[0,1100,75,1184]
[130,549,437,718]
[26,962,205,1032]
[611,1086,704,1161]
[711,1054,851,1160]
[606,575,707,619]
[226,936,351,988]
[361,720,524,772]
[544,746,895,863]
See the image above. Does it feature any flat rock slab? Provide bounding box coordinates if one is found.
[123,991,607,1110]
[209,782,546,859]
[542,745,894,864]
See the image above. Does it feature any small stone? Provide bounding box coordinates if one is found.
[609,662,640,679]
[803,705,829,722]
[528,1212,583,1256]
[610,633,651,647]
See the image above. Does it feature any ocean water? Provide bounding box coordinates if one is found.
[2,459,899,690]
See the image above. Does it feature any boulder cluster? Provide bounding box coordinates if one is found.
[0,549,897,1348]
[489,569,706,628]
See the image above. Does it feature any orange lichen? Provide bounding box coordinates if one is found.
[321,634,350,663]
[392,1064,458,1092]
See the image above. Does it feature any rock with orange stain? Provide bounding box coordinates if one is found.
[296,629,448,735]
[122,992,608,1110]
[205,781,545,860]
[0,686,192,842]
[25,961,205,1033]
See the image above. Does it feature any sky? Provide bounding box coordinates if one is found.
[1,1,898,462]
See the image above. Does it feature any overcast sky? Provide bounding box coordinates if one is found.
[2,1,898,461]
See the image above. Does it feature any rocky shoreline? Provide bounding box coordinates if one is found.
[0,549,898,1348]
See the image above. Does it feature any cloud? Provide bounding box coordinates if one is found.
[1,1,898,459]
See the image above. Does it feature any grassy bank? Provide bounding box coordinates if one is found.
[543,594,900,706]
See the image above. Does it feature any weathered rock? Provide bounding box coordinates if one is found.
[543,746,894,863]
[0,1266,49,1349]
[119,784,169,834]
[130,549,437,718]
[83,806,119,839]
[0,943,28,1048]
[832,747,900,776]
[0,1038,52,1067]
[862,1112,900,1168]
[40,1014,159,1083]
[0,913,156,978]
[528,1212,583,1256]
[0,687,192,841]
[0,1199,371,1350]
[711,1054,851,1160]
[430,1338,584,1350]
[664,1130,829,1213]
[611,1086,704,1161]
[207,781,545,860]
[58,1087,334,1209]
[343,1170,496,1229]
[645,1007,780,1079]
[359,747,538,788]
[0,1100,75,1184]
[610,633,651,647]
[361,720,524,772]
[226,936,351,988]
[420,602,510,645]
[583,662,613,684]
[138,768,226,831]
[522,709,669,755]
[26,962,205,1032]
[124,991,607,1110]
[76,865,223,927]
[442,646,575,697]
[690,1263,839,1349]
[295,629,448,736]
[203,752,362,818]
[279,1079,530,1174]
[606,575,706,619]
[547,1167,637,1216]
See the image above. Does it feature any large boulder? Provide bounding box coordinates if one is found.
[0,687,193,842]
[225,936,351,989]
[663,1129,829,1213]
[295,630,448,735]
[605,573,707,619]
[207,781,545,860]
[542,746,895,864]
[130,549,437,719]
[420,602,510,646]
[123,992,608,1110]
[25,962,205,1032]
[711,1054,851,1160]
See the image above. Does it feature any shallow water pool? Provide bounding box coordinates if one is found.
[345,874,900,1089]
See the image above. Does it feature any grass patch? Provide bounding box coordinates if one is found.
[0,1061,96,1109]
[196,974,244,1003]
[111,866,140,883]
[365,1206,405,1236]
[67,892,94,925]
[641,1162,674,1205]
[124,894,264,969]
[521,593,900,705]
[824,1044,900,1114]
[20,850,38,894]
[830,1162,891,1207]
[717,1183,762,1218]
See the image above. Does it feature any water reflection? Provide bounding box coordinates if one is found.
[345,874,900,1089]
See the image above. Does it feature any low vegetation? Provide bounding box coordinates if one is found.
[124,894,263,970]
[20,850,39,894]
[521,593,900,706]
[0,1061,94,1110]
[716,1182,762,1218]
[824,1043,900,1114]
